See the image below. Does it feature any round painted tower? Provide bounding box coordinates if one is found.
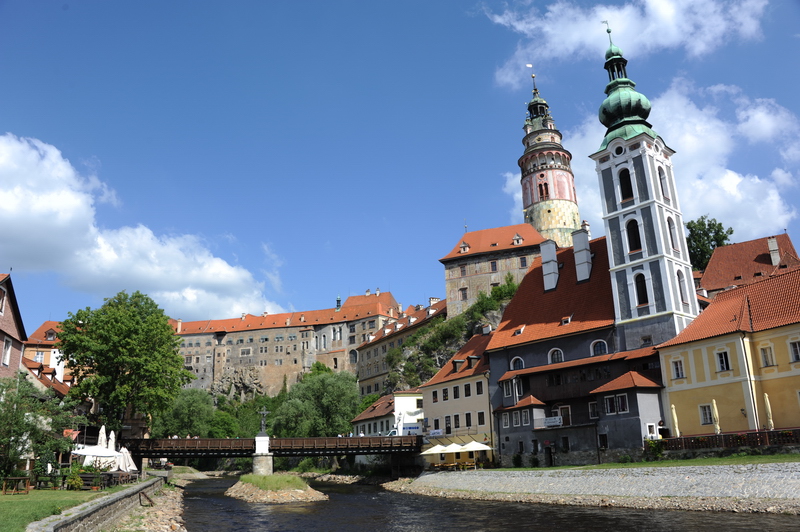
[518,75,581,248]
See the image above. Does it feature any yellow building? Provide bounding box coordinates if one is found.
[659,268,800,436]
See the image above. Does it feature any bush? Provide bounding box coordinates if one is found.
[296,457,316,473]
[511,454,522,468]
[529,455,540,468]
[617,454,633,464]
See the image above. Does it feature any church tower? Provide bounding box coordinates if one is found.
[519,75,581,248]
[589,29,697,350]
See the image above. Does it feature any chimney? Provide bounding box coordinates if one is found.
[428,297,440,306]
[541,240,559,291]
[768,236,780,266]
[365,289,371,296]
[376,287,380,296]
[241,313,246,320]
[336,295,342,311]
[581,220,591,240]
[482,323,492,335]
[572,228,592,282]
[176,319,182,334]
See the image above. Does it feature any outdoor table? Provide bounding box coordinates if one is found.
[2,477,31,495]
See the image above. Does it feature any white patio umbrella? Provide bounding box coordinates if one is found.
[671,404,680,437]
[97,425,107,448]
[116,447,138,472]
[441,443,464,454]
[712,399,721,435]
[420,444,446,455]
[107,430,116,452]
[764,393,774,431]
[72,445,121,458]
[460,441,493,452]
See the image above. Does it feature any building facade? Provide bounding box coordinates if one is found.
[0,274,26,380]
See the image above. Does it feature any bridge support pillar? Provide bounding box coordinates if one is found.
[253,453,273,475]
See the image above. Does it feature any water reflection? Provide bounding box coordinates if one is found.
[182,477,798,531]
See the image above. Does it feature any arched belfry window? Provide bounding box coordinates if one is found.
[658,167,670,200]
[677,270,688,304]
[634,273,649,306]
[538,182,549,200]
[667,217,678,251]
[626,219,642,253]
[619,168,634,201]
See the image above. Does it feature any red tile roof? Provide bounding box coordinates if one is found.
[25,321,61,347]
[439,224,545,263]
[700,234,800,292]
[660,267,800,347]
[494,393,545,412]
[487,237,615,351]
[173,291,402,335]
[420,333,492,388]
[496,347,658,382]
[351,394,395,423]
[590,371,661,394]
[358,299,447,349]
[21,358,71,397]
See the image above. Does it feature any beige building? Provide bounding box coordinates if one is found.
[356,299,446,397]
[174,290,402,396]
[440,224,544,318]
[419,330,495,466]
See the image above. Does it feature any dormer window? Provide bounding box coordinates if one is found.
[459,242,470,253]
[513,234,523,245]
[560,315,572,326]
[46,330,56,341]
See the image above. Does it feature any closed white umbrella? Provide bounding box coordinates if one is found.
[764,393,774,431]
[671,404,680,437]
[107,430,116,452]
[97,425,107,448]
[712,399,721,435]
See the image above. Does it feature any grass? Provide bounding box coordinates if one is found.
[494,452,800,471]
[0,484,130,532]
[239,474,308,491]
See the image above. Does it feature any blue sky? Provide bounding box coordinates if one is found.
[1,0,798,331]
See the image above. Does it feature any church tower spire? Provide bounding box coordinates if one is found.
[590,29,697,350]
[518,73,581,248]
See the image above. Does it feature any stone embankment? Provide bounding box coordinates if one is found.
[382,463,800,515]
[112,479,188,532]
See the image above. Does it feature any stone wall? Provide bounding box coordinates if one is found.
[26,476,164,532]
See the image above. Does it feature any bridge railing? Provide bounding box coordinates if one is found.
[123,438,255,455]
[270,436,420,452]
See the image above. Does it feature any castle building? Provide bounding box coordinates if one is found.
[589,30,697,351]
[519,76,582,248]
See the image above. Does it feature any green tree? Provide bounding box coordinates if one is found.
[151,388,215,438]
[57,290,194,432]
[0,375,85,477]
[686,215,734,271]
[271,369,360,437]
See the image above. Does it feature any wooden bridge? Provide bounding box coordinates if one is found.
[122,436,423,459]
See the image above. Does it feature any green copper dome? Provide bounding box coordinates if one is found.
[605,43,623,60]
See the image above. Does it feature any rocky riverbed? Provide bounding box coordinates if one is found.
[113,478,189,532]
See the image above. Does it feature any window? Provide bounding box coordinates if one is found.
[520,257,527,268]
[34,351,44,363]
[453,386,460,399]
[604,395,617,414]
[561,437,570,452]
[549,349,564,364]
[502,412,509,428]
[465,412,472,427]
[240,348,251,356]
[490,261,498,272]
[616,393,629,413]
[619,168,634,200]
[672,360,685,379]
[667,217,678,250]
[503,381,511,397]
[464,383,471,397]
[368,320,376,329]
[349,335,356,345]
[459,288,468,301]
[588,401,599,419]
[558,405,571,426]
[791,341,800,363]
[433,418,440,430]
[476,381,484,395]
[634,273,649,306]
[677,270,688,303]
[717,351,731,372]
[514,378,522,397]
[700,404,713,425]
[445,415,452,435]
[512,411,520,426]
[0,287,6,314]
[761,346,775,367]
[626,219,642,252]
[658,166,669,200]
[460,265,467,277]
[443,388,449,401]
[592,341,608,356]
[417,398,423,408]
[349,324,356,333]
[453,414,460,429]
[511,357,524,370]
[478,411,486,426]
[522,409,530,426]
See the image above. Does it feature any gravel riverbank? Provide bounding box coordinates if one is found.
[382,463,800,515]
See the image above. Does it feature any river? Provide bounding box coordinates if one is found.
[181,477,799,531]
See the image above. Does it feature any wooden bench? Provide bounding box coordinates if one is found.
[2,477,31,495]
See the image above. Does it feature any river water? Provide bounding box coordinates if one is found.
[182,477,798,531]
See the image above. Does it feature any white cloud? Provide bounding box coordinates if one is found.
[487,0,768,88]
[502,171,523,224]
[0,133,284,321]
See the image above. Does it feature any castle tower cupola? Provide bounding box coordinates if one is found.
[518,72,581,248]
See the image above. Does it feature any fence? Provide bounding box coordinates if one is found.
[661,429,800,451]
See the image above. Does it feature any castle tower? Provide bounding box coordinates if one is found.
[589,29,698,350]
[519,75,581,248]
